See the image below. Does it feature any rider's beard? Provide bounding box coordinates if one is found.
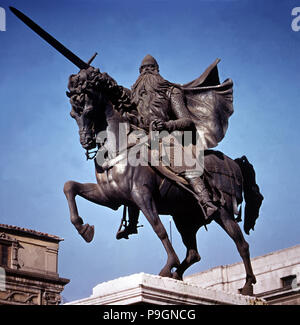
[131,70,172,116]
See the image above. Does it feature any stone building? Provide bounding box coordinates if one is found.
[0,224,69,305]
[185,244,300,305]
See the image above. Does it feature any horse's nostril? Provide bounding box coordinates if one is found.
[80,132,92,141]
[80,135,95,150]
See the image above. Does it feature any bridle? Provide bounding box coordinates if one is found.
[85,148,98,160]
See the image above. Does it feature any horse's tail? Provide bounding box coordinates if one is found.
[234,155,264,235]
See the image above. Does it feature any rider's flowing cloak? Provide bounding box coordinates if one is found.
[180,58,234,149]
[146,59,235,201]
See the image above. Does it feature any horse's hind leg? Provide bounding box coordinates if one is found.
[132,189,180,278]
[215,209,256,296]
[172,215,201,280]
[63,181,105,243]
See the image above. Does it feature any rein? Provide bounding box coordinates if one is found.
[85,149,98,160]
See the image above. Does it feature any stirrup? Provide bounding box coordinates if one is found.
[116,225,138,240]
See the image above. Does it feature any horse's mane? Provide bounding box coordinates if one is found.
[67,67,139,126]
[67,68,131,111]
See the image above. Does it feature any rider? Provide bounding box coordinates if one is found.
[116,55,218,239]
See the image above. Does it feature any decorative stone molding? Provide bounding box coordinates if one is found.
[43,290,61,305]
[0,232,13,241]
[1,290,39,305]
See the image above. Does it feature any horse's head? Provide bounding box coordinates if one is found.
[66,67,105,151]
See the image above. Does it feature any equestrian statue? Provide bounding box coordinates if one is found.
[10,7,264,296]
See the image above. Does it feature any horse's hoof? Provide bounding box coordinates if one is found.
[159,265,179,278]
[159,270,172,278]
[79,224,95,243]
[241,284,253,296]
[172,271,182,281]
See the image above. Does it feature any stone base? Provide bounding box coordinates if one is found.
[65,273,265,305]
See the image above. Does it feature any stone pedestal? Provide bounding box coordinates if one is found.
[65,273,264,305]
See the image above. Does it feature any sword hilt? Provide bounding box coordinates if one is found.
[86,52,98,66]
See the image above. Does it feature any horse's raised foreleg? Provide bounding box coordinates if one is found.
[215,210,256,296]
[63,181,105,243]
[171,215,201,280]
[132,189,180,278]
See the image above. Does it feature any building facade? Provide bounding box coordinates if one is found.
[0,224,69,305]
[185,244,300,305]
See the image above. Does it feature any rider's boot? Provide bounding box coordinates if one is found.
[188,177,218,220]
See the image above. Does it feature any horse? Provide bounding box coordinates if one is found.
[63,67,263,295]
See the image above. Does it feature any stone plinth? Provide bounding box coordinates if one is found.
[65,273,264,305]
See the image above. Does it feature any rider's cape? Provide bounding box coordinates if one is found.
[148,59,236,207]
[180,58,233,149]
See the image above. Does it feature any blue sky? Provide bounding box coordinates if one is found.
[0,0,299,302]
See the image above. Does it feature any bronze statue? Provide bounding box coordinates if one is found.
[11,7,264,296]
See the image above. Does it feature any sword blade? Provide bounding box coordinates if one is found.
[9,6,89,70]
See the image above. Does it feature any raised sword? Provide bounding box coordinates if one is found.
[9,6,97,69]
